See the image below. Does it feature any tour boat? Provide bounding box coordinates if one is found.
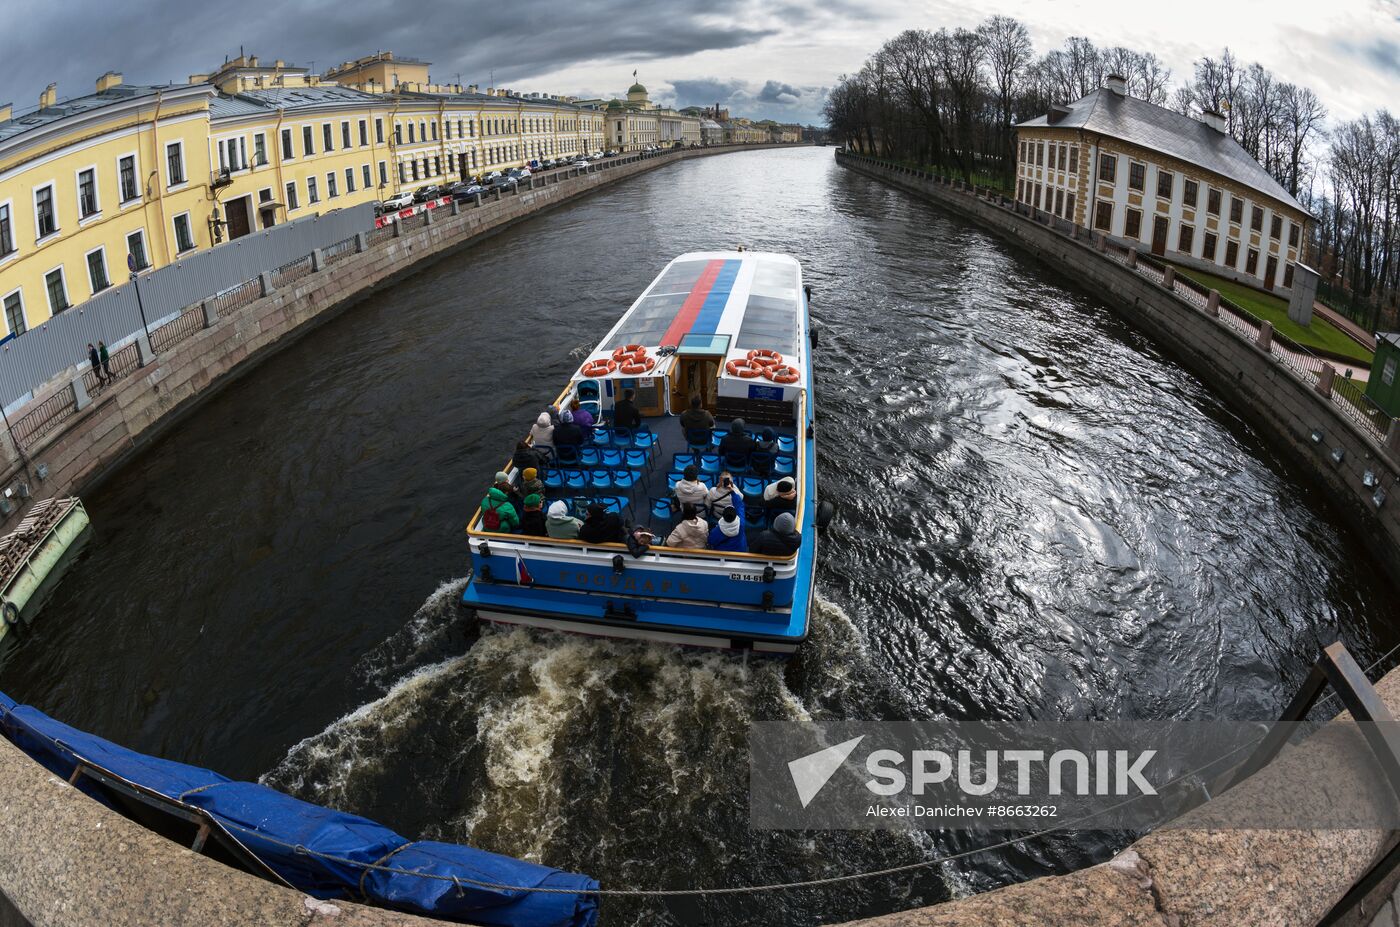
[461,251,827,655]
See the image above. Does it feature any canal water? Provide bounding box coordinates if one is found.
[2,147,1393,926]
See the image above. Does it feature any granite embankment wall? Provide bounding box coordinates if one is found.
[0,144,794,535]
[832,154,1400,925]
[837,150,1400,583]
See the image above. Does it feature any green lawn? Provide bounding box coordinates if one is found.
[1169,264,1374,365]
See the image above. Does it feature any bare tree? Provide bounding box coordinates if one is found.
[979,15,1033,180]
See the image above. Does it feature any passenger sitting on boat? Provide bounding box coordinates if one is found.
[570,398,595,435]
[520,467,545,499]
[679,395,714,434]
[613,389,642,430]
[529,412,555,450]
[480,480,521,533]
[513,440,546,475]
[719,418,755,462]
[553,409,584,449]
[705,471,738,516]
[708,501,748,552]
[753,428,779,476]
[674,465,709,508]
[753,511,801,557]
[493,470,522,506]
[520,494,548,536]
[665,503,709,549]
[578,503,627,544]
[763,478,798,513]
[546,500,583,539]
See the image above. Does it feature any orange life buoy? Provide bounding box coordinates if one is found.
[765,364,800,384]
[620,356,656,375]
[725,358,764,379]
[747,349,783,367]
[612,344,647,362]
[581,358,617,377]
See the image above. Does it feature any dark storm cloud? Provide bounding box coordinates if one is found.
[1,0,777,108]
[757,80,802,104]
[669,78,749,108]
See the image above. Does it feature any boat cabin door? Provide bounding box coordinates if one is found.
[668,334,731,416]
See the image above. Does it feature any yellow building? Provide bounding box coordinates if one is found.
[0,74,217,337]
[601,80,700,151]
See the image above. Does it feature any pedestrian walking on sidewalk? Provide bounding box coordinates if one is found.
[98,341,112,380]
[87,343,105,386]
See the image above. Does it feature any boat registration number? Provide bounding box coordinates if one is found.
[729,572,763,582]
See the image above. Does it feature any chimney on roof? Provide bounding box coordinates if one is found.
[96,71,122,93]
[188,73,209,85]
[275,59,285,68]
[0,104,10,124]
[249,55,259,67]
[1047,104,1072,124]
[1200,109,1227,133]
[1104,74,1127,96]
[39,83,57,109]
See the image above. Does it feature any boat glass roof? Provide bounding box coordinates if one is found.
[735,260,801,356]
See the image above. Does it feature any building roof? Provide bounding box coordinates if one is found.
[232,84,381,111]
[628,82,646,94]
[209,93,275,120]
[1017,88,1307,214]
[0,83,168,143]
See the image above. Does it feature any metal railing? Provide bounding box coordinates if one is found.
[11,389,80,447]
[149,305,204,354]
[209,278,261,316]
[269,255,313,289]
[322,236,358,268]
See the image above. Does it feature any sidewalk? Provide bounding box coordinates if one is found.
[1313,300,1376,352]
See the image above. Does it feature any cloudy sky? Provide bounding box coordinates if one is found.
[3,0,1398,128]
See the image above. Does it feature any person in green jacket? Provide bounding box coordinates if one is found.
[480,485,521,532]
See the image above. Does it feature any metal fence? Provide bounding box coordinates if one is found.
[0,204,373,414]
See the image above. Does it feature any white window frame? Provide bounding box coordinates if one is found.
[0,197,16,265]
[344,166,356,193]
[253,132,268,167]
[322,122,334,152]
[302,124,315,157]
[362,163,372,190]
[307,175,320,204]
[42,264,69,315]
[165,140,186,189]
[326,171,338,199]
[2,287,25,337]
[116,150,141,205]
[33,182,59,243]
[378,161,388,188]
[281,127,295,162]
[125,228,149,271]
[84,244,111,295]
[171,211,195,254]
[341,120,352,150]
[285,180,299,211]
[358,119,369,147]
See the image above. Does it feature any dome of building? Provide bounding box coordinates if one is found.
[628,82,646,94]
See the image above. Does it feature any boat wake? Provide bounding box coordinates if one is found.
[263,590,945,926]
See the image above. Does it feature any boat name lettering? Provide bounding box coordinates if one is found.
[559,570,690,594]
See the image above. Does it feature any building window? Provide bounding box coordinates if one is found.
[126,230,149,270]
[1099,154,1117,183]
[359,120,368,147]
[411,161,420,181]
[1054,189,1064,216]
[0,204,12,257]
[44,268,68,313]
[86,248,110,294]
[1225,240,1240,267]
[398,163,407,184]
[1128,162,1145,191]
[457,118,464,138]
[1056,145,1066,171]
[1037,141,1044,165]
[469,120,476,138]
[1124,207,1142,239]
[303,125,315,156]
[362,164,372,189]
[34,185,57,238]
[1203,232,1218,263]
[1183,179,1198,209]
[1284,263,1295,288]
[307,176,319,204]
[1207,188,1221,216]
[119,155,139,202]
[254,133,267,166]
[379,161,388,187]
[431,122,438,141]
[1095,200,1113,230]
[165,142,185,185]
[394,124,402,145]
[1068,146,1078,173]
[345,167,356,193]
[173,213,195,253]
[375,119,384,144]
[326,172,338,198]
[285,181,299,211]
[1066,193,1075,220]
[281,128,294,161]
[342,121,352,149]
[1245,248,1259,274]
[1230,197,1243,224]
[1156,169,1173,199]
[1289,224,1300,248]
[408,123,416,143]
[1178,224,1194,254]
[77,168,99,217]
[1270,215,1282,240]
[1017,179,1025,202]
[321,123,333,152]
[434,155,442,175]
[1251,206,1263,232]
[3,291,24,336]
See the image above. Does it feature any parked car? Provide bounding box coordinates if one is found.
[483,170,503,183]
[381,192,414,211]
[516,167,532,178]
[489,175,518,191]
[604,149,619,158]
[451,183,485,200]
[413,184,445,203]
[571,159,590,169]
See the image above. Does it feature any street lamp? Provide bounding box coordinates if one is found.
[127,252,151,341]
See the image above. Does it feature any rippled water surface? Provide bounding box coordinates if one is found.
[3,148,1394,925]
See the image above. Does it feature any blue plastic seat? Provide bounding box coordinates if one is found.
[597,495,628,514]
[589,469,613,491]
[579,447,601,466]
[666,470,685,490]
[554,445,581,466]
[750,451,775,477]
[710,428,728,447]
[601,448,623,467]
[773,454,795,477]
[699,453,721,476]
[543,468,565,489]
[744,505,769,527]
[723,451,749,474]
[633,425,657,449]
[570,496,592,518]
[624,449,649,469]
[672,452,698,472]
[740,476,766,499]
[649,497,675,522]
[611,468,639,490]
[777,435,797,454]
[611,426,633,448]
[564,469,588,490]
[590,425,613,446]
[685,428,712,454]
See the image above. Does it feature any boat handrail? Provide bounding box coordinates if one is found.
[465,527,801,564]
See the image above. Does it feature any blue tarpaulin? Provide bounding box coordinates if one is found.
[0,693,598,927]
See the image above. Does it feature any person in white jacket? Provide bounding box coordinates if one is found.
[666,503,709,549]
[673,464,709,508]
[529,412,554,451]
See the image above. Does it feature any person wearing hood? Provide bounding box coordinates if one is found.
[553,408,584,450]
[512,440,545,476]
[529,413,555,450]
[519,494,548,536]
[578,502,626,543]
[570,398,595,436]
[763,477,798,514]
[479,480,521,533]
[673,464,709,508]
[665,502,709,549]
[707,500,748,552]
[753,511,800,556]
[545,500,583,539]
[719,418,755,462]
[520,467,545,499]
